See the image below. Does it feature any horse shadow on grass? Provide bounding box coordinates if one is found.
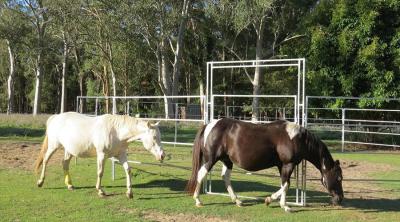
[0,126,44,137]
[133,177,400,212]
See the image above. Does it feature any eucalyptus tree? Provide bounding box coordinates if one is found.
[0,1,32,114]
[47,0,80,113]
[18,0,50,115]
[129,0,192,117]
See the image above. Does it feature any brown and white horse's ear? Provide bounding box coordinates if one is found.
[153,121,160,126]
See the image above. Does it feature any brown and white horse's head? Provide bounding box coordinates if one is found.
[321,160,344,205]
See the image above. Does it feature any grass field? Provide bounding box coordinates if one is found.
[0,115,399,221]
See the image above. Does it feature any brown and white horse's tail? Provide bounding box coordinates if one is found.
[34,134,48,173]
[185,124,207,195]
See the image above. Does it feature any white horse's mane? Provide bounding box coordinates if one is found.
[102,114,150,131]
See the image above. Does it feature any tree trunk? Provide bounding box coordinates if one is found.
[6,40,15,115]
[103,64,110,113]
[33,53,43,115]
[251,21,265,122]
[160,38,174,118]
[60,31,68,113]
[171,0,191,96]
[32,0,47,115]
[108,42,117,114]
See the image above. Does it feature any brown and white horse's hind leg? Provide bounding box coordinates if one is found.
[118,151,133,199]
[221,162,242,207]
[95,152,106,197]
[62,152,74,190]
[193,164,210,207]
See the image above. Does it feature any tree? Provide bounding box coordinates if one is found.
[0,1,31,114]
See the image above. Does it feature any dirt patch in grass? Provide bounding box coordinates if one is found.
[0,141,64,171]
[142,210,231,222]
[306,159,396,200]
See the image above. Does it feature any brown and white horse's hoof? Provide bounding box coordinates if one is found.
[126,192,133,199]
[37,180,44,188]
[265,196,272,206]
[284,206,293,213]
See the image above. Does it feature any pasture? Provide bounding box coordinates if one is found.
[0,115,399,222]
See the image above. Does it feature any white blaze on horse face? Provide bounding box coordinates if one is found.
[285,122,300,140]
[204,119,221,147]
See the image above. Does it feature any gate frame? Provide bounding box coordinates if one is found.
[205,58,307,206]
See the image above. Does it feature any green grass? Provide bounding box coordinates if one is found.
[0,115,399,221]
[1,143,399,222]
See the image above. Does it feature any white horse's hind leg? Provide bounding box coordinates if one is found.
[193,165,208,207]
[37,142,59,187]
[62,152,74,190]
[118,151,133,199]
[221,163,242,207]
[96,152,106,197]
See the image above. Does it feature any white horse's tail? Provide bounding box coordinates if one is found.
[35,134,48,173]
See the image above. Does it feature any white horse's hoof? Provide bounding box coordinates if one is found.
[265,196,272,206]
[97,189,106,197]
[195,202,203,207]
[67,185,74,191]
[235,199,242,207]
[37,180,44,187]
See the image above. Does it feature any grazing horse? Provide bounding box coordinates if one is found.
[35,112,165,198]
[186,118,343,212]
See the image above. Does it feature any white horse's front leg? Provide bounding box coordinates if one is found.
[62,152,74,190]
[96,152,106,197]
[118,152,133,199]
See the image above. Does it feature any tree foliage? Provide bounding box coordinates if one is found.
[0,0,399,114]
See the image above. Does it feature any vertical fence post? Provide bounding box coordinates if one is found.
[174,103,179,149]
[95,98,98,116]
[126,101,130,115]
[342,108,346,152]
[112,97,116,114]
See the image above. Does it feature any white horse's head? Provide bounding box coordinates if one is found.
[127,121,165,161]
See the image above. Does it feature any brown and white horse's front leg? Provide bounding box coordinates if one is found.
[265,164,294,212]
[118,152,133,199]
[96,152,106,197]
[221,163,242,207]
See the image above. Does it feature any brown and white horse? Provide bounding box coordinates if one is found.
[35,112,165,198]
[186,118,343,212]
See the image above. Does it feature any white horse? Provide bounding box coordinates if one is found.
[35,112,165,198]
